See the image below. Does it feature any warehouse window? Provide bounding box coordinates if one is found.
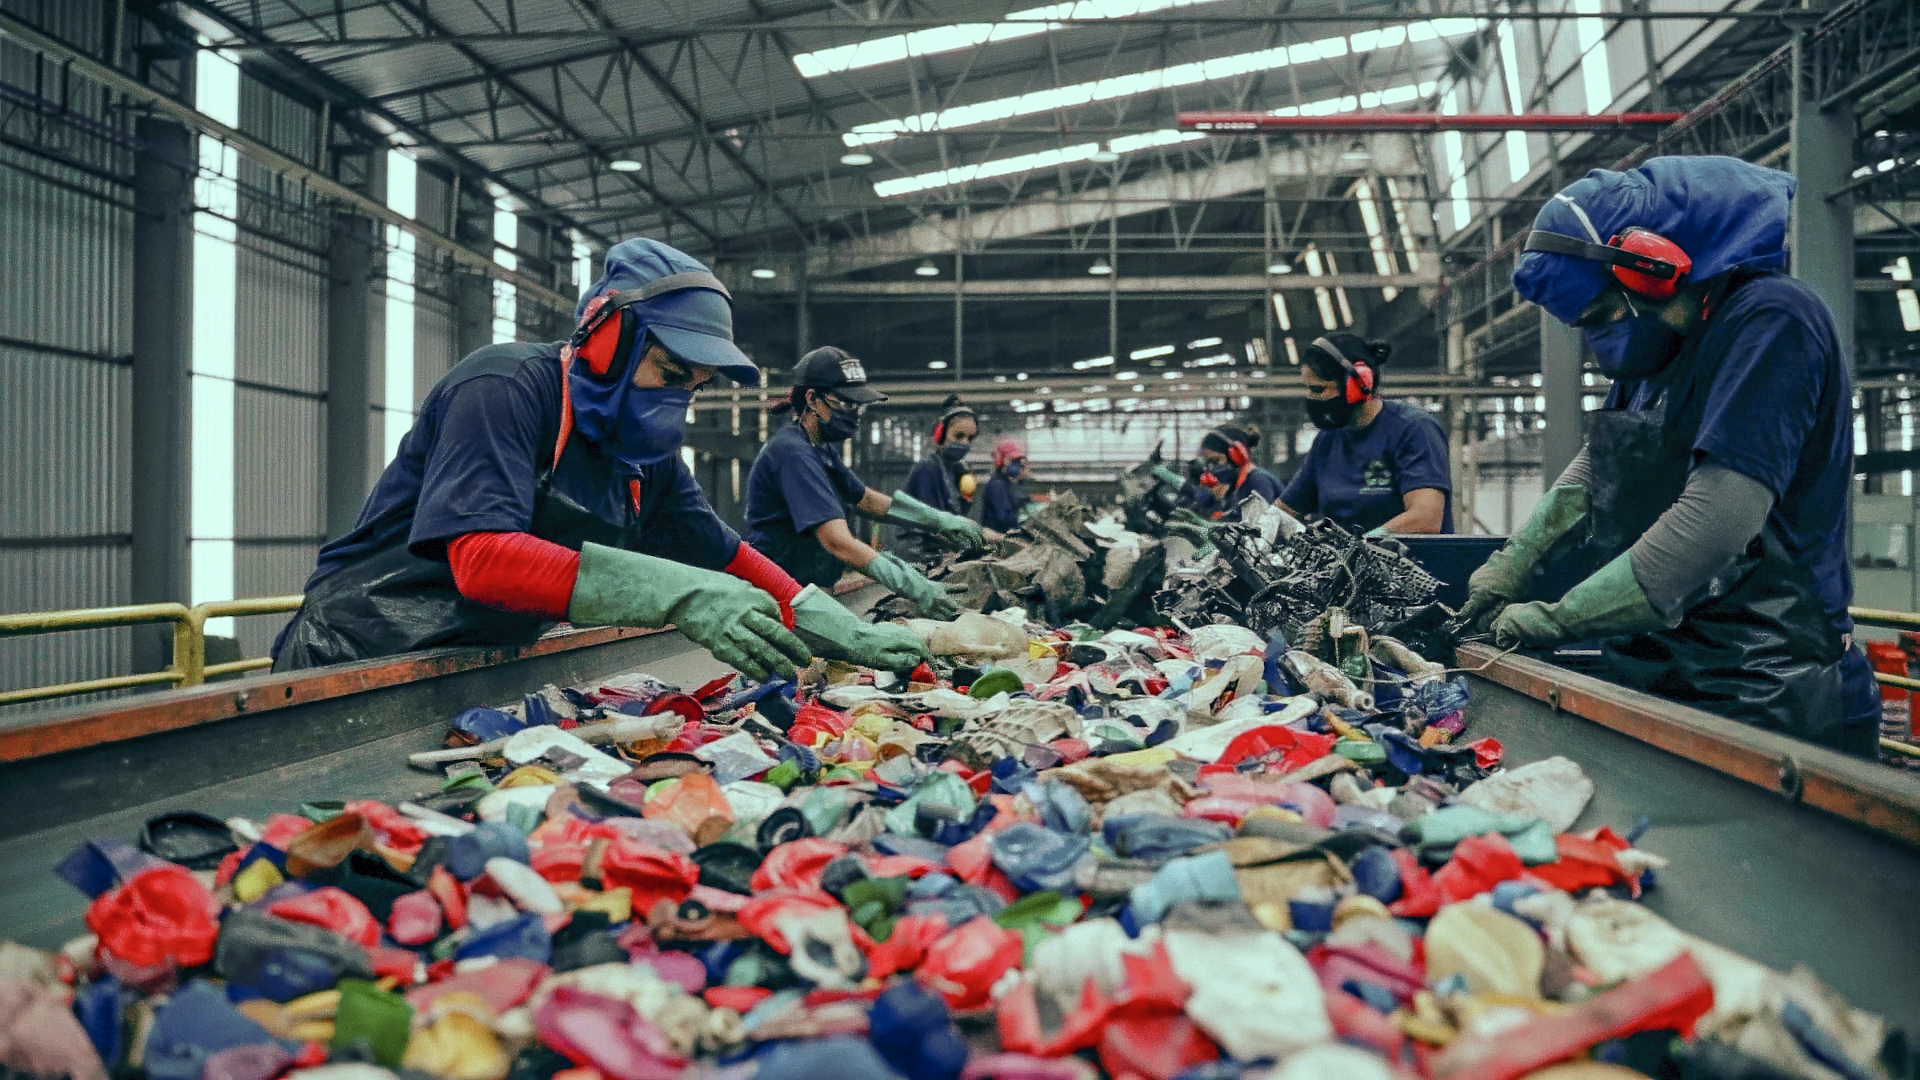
[492,201,518,344]
[1892,257,1920,332]
[574,236,594,300]
[1439,88,1471,230]
[1303,245,1338,330]
[1574,0,1614,113]
[1496,21,1530,183]
[190,46,241,632]
[383,149,418,464]
[1383,178,1424,273]
[1270,294,1292,332]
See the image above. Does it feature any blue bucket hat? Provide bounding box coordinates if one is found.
[1513,156,1795,326]
[575,237,759,386]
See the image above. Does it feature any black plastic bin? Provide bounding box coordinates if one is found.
[1396,535,1505,609]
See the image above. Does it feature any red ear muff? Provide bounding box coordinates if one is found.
[575,308,637,382]
[1608,227,1692,300]
[1227,441,1250,468]
[1345,359,1375,405]
[932,421,946,444]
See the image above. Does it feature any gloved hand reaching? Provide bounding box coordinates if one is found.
[568,542,812,682]
[864,552,961,620]
[1461,483,1589,628]
[888,491,985,550]
[791,586,932,671]
[1491,551,1671,649]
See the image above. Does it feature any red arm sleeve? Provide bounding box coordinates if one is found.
[446,531,580,620]
[724,543,801,629]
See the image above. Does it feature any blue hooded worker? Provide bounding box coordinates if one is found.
[1462,156,1877,755]
[273,239,926,677]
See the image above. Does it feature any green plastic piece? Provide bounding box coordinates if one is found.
[503,801,543,836]
[763,759,803,791]
[332,979,413,1067]
[792,587,930,670]
[881,771,975,835]
[844,875,911,940]
[1403,805,1560,865]
[801,785,861,835]
[440,772,494,794]
[863,553,960,620]
[299,800,345,823]
[969,669,1024,699]
[1333,741,1388,766]
[569,541,811,682]
[993,891,1081,931]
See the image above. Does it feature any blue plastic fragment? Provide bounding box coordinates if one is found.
[453,911,551,963]
[1351,846,1403,904]
[1342,979,1399,1015]
[54,837,168,899]
[72,976,126,1067]
[868,982,966,1080]
[987,823,1091,894]
[144,981,294,1080]
[443,822,531,880]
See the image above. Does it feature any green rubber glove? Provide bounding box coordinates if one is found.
[1491,550,1672,649]
[864,552,961,619]
[791,586,933,671]
[888,491,985,549]
[1150,466,1186,488]
[568,542,812,682]
[1364,525,1389,539]
[1462,483,1590,625]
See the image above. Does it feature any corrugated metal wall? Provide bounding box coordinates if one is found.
[0,0,137,714]
[230,78,329,658]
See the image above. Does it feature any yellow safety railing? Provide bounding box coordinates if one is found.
[1849,606,1920,760]
[0,595,304,708]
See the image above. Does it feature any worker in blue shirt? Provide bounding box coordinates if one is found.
[273,239,922,677]
[981,438,1033,533]
[1465,156,1877,755]
[894,396,1003,561]
[1279,334,1453,536]
[1191,424,1284,521]
[743,347,983,618]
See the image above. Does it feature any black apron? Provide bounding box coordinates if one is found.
[273,356,633,671]
[1539,273,1851,750]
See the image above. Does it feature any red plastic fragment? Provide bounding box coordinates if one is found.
[750,838,848,893]
[85,865,219,970]
[269,886,381,948]
[388,890,443,946]
[428,865,468,931]
[863,914,949,980]
[1465,736,1505,769]
[1431,832,1526,905]
[918,917,1025,1011]
[1531,827,1638,896]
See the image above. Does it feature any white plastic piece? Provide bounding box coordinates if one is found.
[396,803,476,837]
[475,785,556,824]
[1458,756,1595,833]
[1187,624,1265,664]
[1270,1044,1393,1080]
[693,731,779,785]
[1163,927,1331,1061]
[485,857,564,914]
[500,725,629,787]
[1161,697,1315,762]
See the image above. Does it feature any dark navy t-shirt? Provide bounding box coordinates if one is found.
[742,421,869,585]
[1205,466,1285,520]
[1281,400,1453,534]
[981,472,1029,532]
[305,342,739,590]
[1611,272,1854,635]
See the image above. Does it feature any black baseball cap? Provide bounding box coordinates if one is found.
[791,346,887,405]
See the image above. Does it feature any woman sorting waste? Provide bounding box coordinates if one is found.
[274,239,921,678]
[1188,424,1285,521]
[1464,156,1878,755]
[1278,333,1452,536]
[982,438,1034,533]
[743,346,981,621]
[894,396,1004,561]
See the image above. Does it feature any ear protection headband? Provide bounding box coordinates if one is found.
[569,271,732,383]
[1523,194,1693,301]
[1310,337,1377,406]
[932,405,974,444]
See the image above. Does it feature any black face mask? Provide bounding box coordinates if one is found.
[815,402,860,442]
[939,442,971,464]
[1307,395,1359,430]
[1583,295,1686,380]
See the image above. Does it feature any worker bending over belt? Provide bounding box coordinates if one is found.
[1191,424,1285,521]
[743,347,981,620]
[894,395,1003,561]
[1465,156,1878,755]
[1279,333,1452,536]
[275,239,923,678]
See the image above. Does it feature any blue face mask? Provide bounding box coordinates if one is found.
[1583,296,1685,380]
[940,442,971,464]
[606,386,692,469]
[1004,460,1025,480]
[816,401,860,443]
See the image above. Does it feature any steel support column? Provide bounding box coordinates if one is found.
[326,206,378,539]
[453,184,496,360]
[1790,29,1857,365]
[1540,312,1584,487]
[130,118,194,674]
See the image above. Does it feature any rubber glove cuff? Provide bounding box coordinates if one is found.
[791,586,932,670]
[1491,550,1672,649]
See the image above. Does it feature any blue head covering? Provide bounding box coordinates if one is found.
[1513,156,1796,326]
[569,238,759,465]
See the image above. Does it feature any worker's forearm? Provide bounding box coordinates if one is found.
[1627,464,1772,619]
[856,489,891,518]
[1379,507,1443,534]
[1552,444,1593,490]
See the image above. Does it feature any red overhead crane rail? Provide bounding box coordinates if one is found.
[1178,111,1686,132]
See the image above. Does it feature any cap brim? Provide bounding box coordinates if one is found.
[833,382,887,404]
[650,323,761,386]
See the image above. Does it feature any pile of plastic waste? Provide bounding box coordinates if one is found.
[7,513,1899,1080]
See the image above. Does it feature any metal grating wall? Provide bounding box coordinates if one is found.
[0,0,136,714]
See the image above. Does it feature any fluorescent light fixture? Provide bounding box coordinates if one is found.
[929,360,949,369]
[843,23,1474,145]
[793,0,1237,78]
[1130,344,1175,360]
[994,375,1008,383]
[1110,129,1207,154]
[750,267,777,280]
[1083,385,1108,393]
[1131,383,1145,392]
[840,152,874,166]
[1088,258,1113,276]
[1016,372,1029,380]
[916,259,940,276]
[1090,148,1119,163]
[1114,370,1136,380]
[1161,371,1180,380]
[1071,355,1114,370]
[874,142,1100,197]
[1268,260,1293,274]
[1353,178,1400,301]
[609,158,642,172]
[1010,399,1026,408]
[1186,337,1222,350]
[1185,353,1235,368]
